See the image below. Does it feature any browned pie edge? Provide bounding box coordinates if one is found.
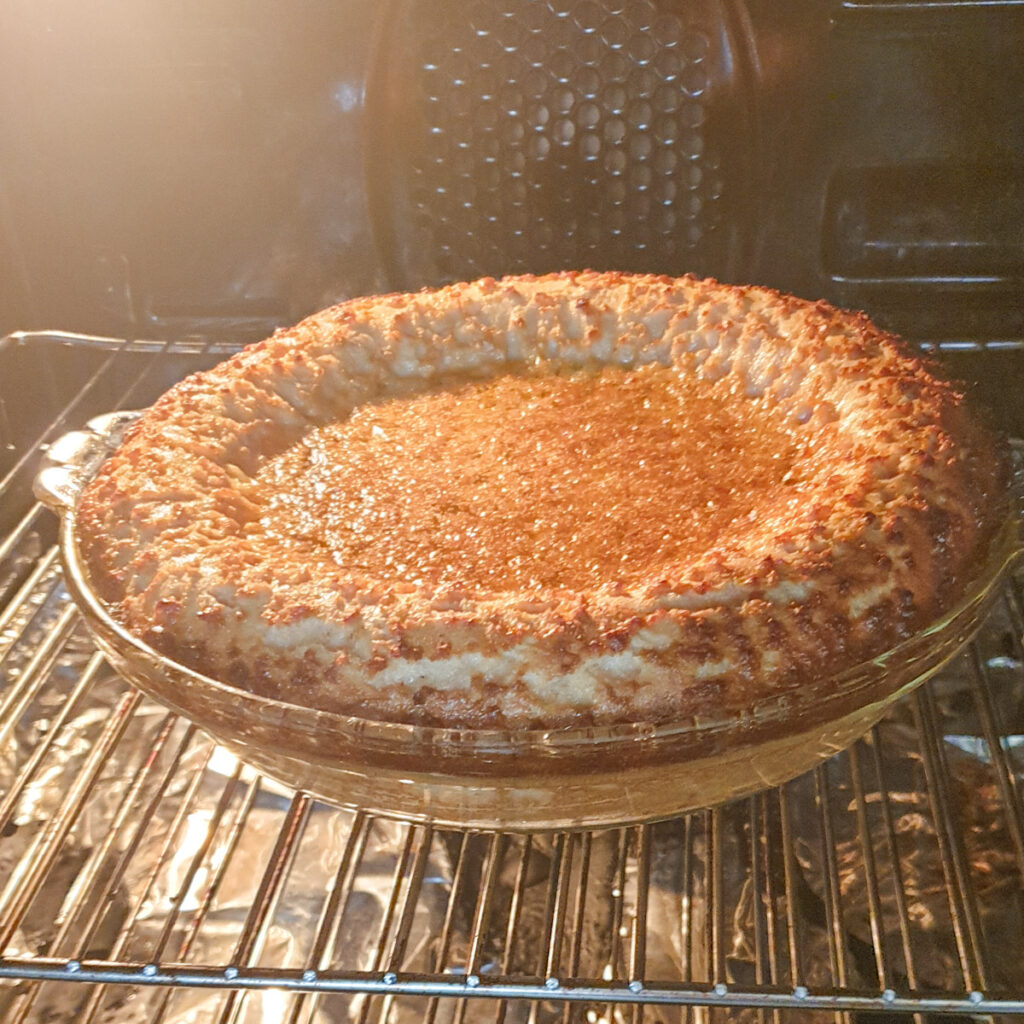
[75,271,1009,729]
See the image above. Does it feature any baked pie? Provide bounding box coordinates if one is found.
[76,272,1008,730]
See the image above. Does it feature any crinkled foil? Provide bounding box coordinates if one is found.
[789,723,1023,990]
[788,590,1024,998]
[2,569,1023,1022]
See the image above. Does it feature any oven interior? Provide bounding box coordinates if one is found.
[2,1,1024,1021]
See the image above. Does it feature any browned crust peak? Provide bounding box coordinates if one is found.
[76,271,1009,729]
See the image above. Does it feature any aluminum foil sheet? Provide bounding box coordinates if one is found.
[1,569,1023,1022]
[788,588,1024,999]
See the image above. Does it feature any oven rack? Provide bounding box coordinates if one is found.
[1,331,1023,1023]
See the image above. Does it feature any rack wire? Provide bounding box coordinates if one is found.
[0,332,1023,1022]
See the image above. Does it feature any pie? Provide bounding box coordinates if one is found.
[75,272,1009,729]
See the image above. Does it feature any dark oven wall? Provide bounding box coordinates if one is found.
[1,0,1022,432]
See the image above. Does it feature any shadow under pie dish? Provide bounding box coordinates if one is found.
[36,271,1022,829]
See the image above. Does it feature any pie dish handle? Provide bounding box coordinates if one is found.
[34,411,143,515]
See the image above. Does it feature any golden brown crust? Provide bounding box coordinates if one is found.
[76,271,1009,729]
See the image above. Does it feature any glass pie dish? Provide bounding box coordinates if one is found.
[35,412,1024,831]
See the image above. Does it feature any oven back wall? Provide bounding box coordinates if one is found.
[1,0,1022,430]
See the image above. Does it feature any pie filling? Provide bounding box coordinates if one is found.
[256,364,810,593]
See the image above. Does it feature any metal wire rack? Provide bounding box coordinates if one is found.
[1,332,1023,1023]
